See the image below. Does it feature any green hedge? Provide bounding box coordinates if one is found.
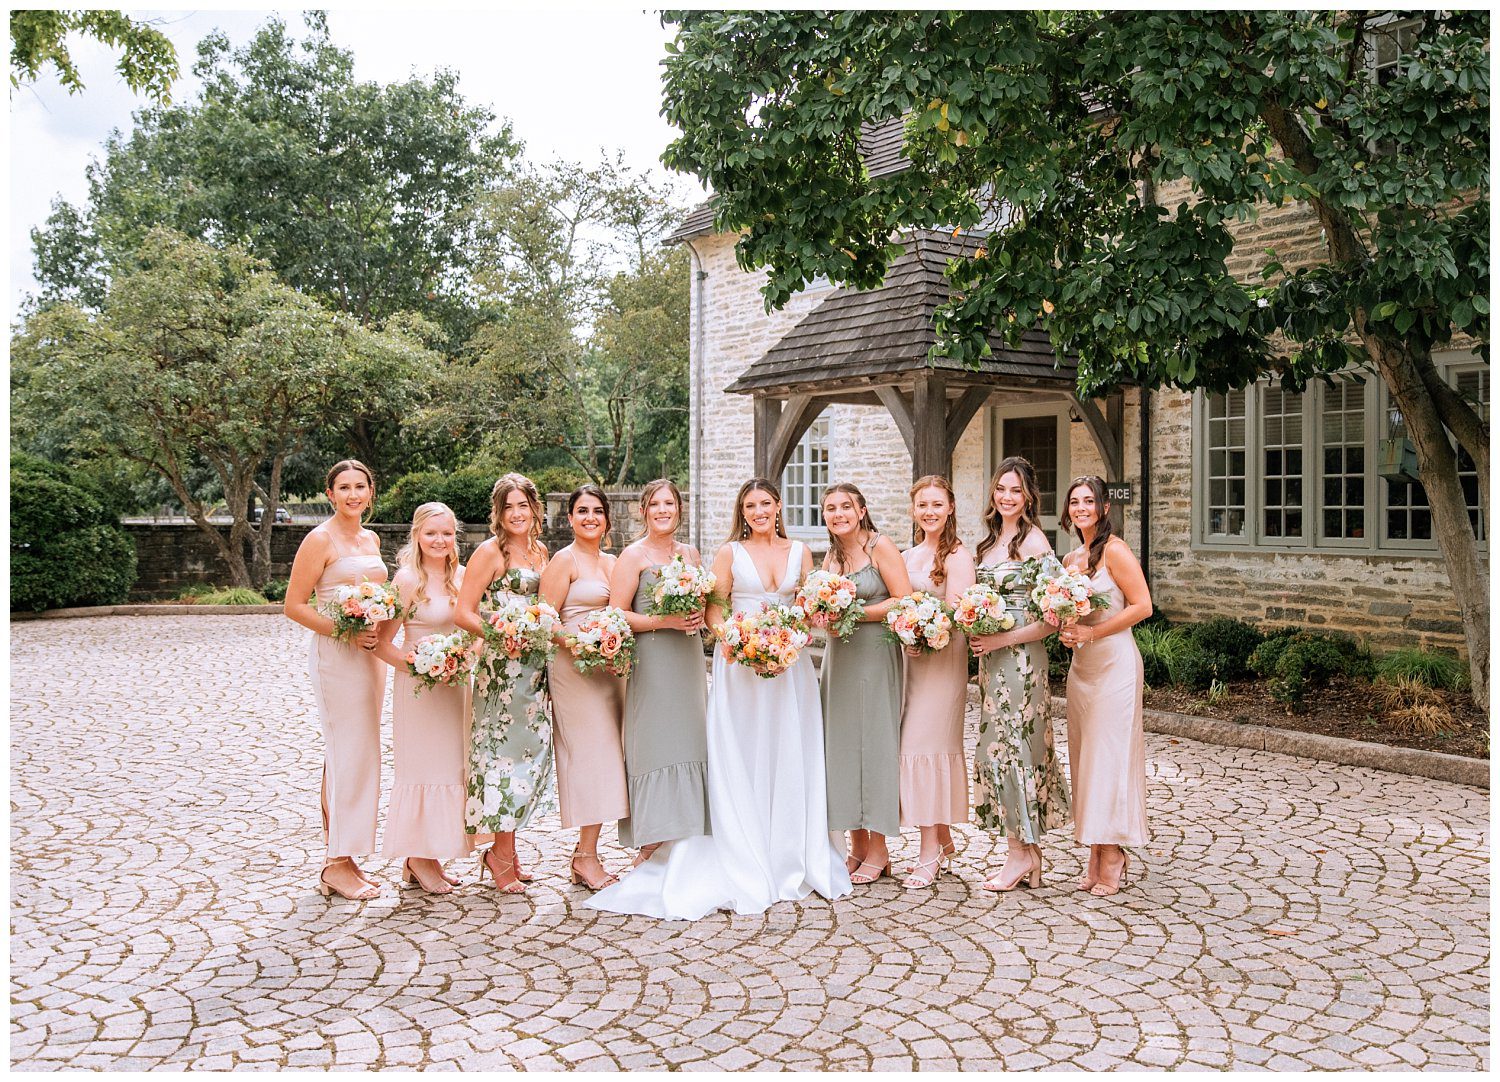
[374,465,593,526]
[374,468,498,525]
[11,465,137,611]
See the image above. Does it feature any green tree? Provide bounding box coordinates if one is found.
[12,228,438,587]
[10,9,178,101]
[425,154,690,486]
[660,10,1490,706]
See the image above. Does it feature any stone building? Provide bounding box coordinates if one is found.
[672,120,1485,657]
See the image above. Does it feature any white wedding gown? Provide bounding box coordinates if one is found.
[587,540,853,919]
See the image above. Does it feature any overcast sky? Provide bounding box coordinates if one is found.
[7,4,697,321]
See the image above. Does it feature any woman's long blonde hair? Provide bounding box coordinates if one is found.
[489,472,546,572]
[397,502,461,606]
[822,482,876,573]
[976,456,1045,563]
[909,474,960,588]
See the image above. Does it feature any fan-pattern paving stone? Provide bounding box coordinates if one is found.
[10,615,1489,1070]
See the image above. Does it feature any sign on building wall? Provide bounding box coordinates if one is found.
[1106,482,1134,505]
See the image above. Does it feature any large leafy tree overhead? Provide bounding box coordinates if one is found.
[424,155,690,486]
[11,228,438,588]
[29,12,517,478]
[660,10,1490,705]
[31,12,516,345]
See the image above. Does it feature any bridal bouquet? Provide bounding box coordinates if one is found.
[480,595,562,668]
[719,603,811,679]
[1028,558,1111,629]
[884,591,955,653]
[951,583,1017,638]
[324,579,403,643]
[566,606,636,678]
[794,570,864,639]
[648,554,718,617]
[405,630,480,693]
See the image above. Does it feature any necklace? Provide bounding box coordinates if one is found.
[641,537,675,565]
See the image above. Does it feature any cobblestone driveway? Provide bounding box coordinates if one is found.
[10,615,1489,1070]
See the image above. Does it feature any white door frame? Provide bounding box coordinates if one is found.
[986,399,1073,553]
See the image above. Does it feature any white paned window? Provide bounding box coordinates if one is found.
[781,417,830,530]
[1367,17,1425,87]
[1194,358,1487,556]
[1455,367,1488,539]
[1320,378,1368,542]
[1203,389,1248,540]
[1260,385,1305,540]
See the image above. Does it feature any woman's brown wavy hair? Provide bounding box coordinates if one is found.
[976,456,1045,563]
[489,472,546,571]
[1060,475,1113,575]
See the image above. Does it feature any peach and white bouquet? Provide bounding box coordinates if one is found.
[405,630,480,693]
[567,606,636,678]
[648,553,719,617]
[324,579,403,643]
[952,583,1017,638]
[718,603,811,679]
[1029,559,1111,629]
[480,595,562,668]
[883,591,955,653]
[794,570,865,639]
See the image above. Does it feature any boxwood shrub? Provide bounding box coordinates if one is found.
[11,461,137,611]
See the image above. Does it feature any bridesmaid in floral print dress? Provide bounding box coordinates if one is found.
[455,473,553,894]
[969,457,1071,892]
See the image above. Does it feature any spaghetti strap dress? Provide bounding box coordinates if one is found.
[547,571,629,828]
[820,539,903,838]
[615,565,711,849]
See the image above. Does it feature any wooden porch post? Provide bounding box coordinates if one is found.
[911,371,949,480]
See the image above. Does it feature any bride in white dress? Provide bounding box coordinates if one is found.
[587,479,852,919]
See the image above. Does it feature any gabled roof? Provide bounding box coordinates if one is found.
[725,230,1077,395]
[667,116,910,244]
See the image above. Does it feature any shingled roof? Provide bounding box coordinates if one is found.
[725,230,1077,395]
[667,116,910,244]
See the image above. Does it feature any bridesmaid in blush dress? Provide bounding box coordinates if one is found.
[454,473,553,894]
[539,484,629,891]
[284,459,390,901]
[373,502,472,894]
[818,482,912,885]
[897,475,975,889]
[1057,475,1153,897]
[969,457,1071,892]
[606,479,710,866]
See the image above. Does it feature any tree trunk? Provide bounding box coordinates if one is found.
[1257,97,1490,708]
[157,462,253,588]
[1366,332,1489,708]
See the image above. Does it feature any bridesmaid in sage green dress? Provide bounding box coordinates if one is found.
[818,483,912,885]
[455,473,553,894]
[606,479,710,864]
[969,457,1071,892]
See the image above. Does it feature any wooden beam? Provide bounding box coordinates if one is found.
[944,385,992,457]
[874,385,916,456]
[753,397,782,479]
[911,371,948,480]
[1068,393,1123,480]
[764,394,826,479]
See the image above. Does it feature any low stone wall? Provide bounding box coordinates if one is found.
[123,491,690,599]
